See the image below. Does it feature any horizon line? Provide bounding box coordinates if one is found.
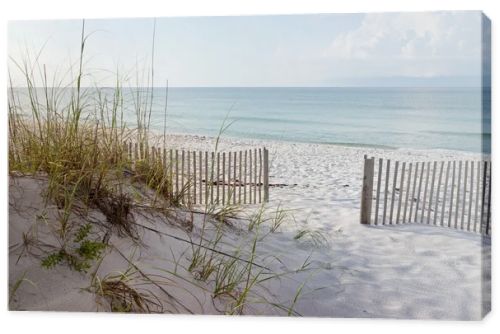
[10,85,484,89]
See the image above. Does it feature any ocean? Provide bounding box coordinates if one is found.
[138,87,488,154]
[14,87,489,154]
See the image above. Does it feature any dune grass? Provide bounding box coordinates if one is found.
[89,264,164,313]
[8,19,314,315]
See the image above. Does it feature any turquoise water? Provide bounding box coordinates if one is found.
[136,87,488,154]
[14,87,489,153]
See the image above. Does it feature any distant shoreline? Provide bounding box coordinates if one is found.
[11,86,487,154]
[148,130,488,158]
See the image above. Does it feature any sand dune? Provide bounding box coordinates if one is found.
[9,135,490,319]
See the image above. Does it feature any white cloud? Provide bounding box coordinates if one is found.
[8,13,483,87]
[325,12,481,78]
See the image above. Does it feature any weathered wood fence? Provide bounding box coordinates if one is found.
[123,141,269,205]
[360,156,491,236]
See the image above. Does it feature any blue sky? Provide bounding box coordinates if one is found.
[8,12,483,87]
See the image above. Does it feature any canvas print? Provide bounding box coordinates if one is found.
[8,11,491,319]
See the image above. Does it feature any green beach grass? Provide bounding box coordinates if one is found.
[8,19,311,315]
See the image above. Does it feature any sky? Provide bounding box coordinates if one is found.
[8,11,484,87]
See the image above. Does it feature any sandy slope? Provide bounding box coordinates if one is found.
[9,134,491,319]
[151,134,491,319]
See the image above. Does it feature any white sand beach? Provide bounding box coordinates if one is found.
[6,9,492,326]
[9,134,490,319]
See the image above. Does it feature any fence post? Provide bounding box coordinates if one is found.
[122,141,128,161]
[263,147,269,202]
[360,156,375,225]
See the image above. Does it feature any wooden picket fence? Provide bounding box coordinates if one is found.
[360,156,491,236]
[123,141,269,205]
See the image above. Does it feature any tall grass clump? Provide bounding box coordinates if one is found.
[9,19,311,315]
[8,19,177,268]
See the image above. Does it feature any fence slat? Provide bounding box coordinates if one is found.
[415,162,425,222]
[239,151,243,203]
[234,151,237,205]
[486,161,491,235]
[198,151,203,204]
[210,152,215,204]
[222,152,226,205]
[433,161,444,225]
[426,161,437,224]
[420,162,430,223]
[264,148,269,202]
[254,148,257,204]
[480,161,488,234]
[374,158,383,225]
[409,162,419,223]
[216,152,220,204]
[232,151,236,204]
[473,161,481,232]
[205,151,209,204]
[396,162,406,224]
[169,150,173,198]
[257,148,261,203]
[175,150,179,197]
[244,150,248,204]
[249,150,253,204]
[227,152,232,205]
[461,161,468,229]
[403,162,412,223]
[382,159,391,225]
[163,148,167,170]
[467,161,474,231]
[454,161,462,228]
[440,161,451,226]
[122,142,128,162]
[448,161,456,228]
[187,151,191,203]
[193,151,197,204]
[389,161,399,224]
[181,150,185,204]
